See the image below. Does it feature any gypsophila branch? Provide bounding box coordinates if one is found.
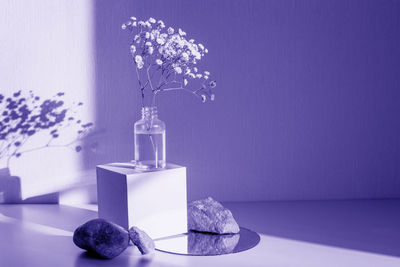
[122,16,217,105]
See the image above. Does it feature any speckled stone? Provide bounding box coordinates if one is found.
[188,197,240,234]
[129,226,155,254]
[73,218,129,259]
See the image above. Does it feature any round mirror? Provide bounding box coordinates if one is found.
[155,227,260,256]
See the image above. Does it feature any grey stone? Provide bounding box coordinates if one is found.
[188,197,240,234]
[73,218,129,259]
[129,226,155,254]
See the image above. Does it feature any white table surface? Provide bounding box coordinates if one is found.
[0,200,399,267]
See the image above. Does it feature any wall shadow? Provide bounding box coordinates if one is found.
[0,168,57,204]
[0,168,21,203]
[0,168,97,204]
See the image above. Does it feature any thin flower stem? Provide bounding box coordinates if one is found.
[149,134,158,168]
[151,90,158,107]
[135,67,144,107]
[194,86,204,94]
[157,86,201,99]
[156,67,164,88]
[147,65,155,92]
[160,87,184,91]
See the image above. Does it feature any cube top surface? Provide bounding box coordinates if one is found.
[96,163,184,176]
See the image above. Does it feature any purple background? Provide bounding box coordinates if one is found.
[92,0,400,201]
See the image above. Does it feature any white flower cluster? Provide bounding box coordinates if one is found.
[122,16,216,103]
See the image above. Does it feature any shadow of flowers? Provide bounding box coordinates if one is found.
[0,90,94,167]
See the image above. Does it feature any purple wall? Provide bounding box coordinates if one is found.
[93,0,400,201]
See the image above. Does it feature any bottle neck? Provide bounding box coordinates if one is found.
[141,106,158,120]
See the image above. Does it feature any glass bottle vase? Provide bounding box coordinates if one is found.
[134,106,166,170]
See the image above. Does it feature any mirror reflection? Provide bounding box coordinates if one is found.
[155,227,260,256]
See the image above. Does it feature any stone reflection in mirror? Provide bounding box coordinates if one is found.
[188,231,240,255]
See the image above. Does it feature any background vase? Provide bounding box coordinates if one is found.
[134,106,166,170]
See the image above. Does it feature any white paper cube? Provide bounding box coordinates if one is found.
[96,163,187,239]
